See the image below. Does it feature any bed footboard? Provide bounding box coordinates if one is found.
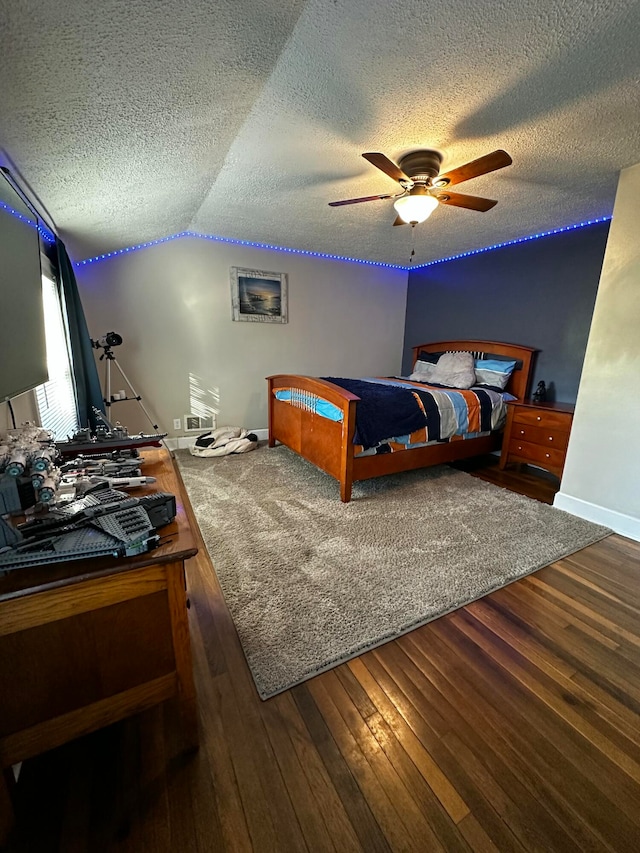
[266,375,359,502]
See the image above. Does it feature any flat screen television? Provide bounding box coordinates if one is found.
[0,169,48,401]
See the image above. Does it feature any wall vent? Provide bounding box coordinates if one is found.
[183,414,216,433]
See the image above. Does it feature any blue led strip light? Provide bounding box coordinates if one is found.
[409,216,612,270]
[73,215,613,270]
[0,201,56,243]
[74,231,192,266]
[189,230,403,268]
[74,230,405,269]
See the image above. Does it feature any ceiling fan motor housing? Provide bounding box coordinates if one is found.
[398,150,443,183]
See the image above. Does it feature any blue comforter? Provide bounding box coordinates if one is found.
[322,377,429,449]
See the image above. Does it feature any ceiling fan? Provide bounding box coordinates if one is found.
[329,149,512,225]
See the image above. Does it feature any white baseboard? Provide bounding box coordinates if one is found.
[165,437,195,450]
[165,428,268,452]
[553,492,640,542]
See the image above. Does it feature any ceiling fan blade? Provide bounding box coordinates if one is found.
[362,152,409,184]
[392,215,408,226]
[328,193,396,207]
[434,191,497,212]
[436,150,512,187]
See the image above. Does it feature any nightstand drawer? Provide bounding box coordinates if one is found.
[512,408,573,430]
[507,439,566,470]
[509,423,569,451]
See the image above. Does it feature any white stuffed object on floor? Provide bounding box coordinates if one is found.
[189,426,258,457]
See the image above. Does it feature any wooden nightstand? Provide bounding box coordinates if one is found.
[499,400,575,480]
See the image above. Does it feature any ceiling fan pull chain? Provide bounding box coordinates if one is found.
[409,224,416,264]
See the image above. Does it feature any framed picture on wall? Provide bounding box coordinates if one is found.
[230,267,288,323]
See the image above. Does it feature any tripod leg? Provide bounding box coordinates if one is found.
[104,357,112,410]
[109,358,161,432]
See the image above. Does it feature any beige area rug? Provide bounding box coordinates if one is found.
[175,446,611,699]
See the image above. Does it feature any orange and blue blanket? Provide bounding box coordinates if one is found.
[321,377,508,451]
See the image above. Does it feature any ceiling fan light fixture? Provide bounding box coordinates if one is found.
[393,193,439,224]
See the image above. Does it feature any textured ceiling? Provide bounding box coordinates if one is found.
[1,0,639,266]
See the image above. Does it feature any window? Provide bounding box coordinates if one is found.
[35,273,79,439]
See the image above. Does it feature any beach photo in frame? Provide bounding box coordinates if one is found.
[230,267,288,323]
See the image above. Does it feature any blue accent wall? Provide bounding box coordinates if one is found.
[403,221,610,403]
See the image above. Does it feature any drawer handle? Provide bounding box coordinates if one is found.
[520,429,525,435]
[536,416,541,421]
[518,446,522,450]
[545,453,550,458]
[548,436,553,441]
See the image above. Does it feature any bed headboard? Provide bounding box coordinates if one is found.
[411,340,537,401]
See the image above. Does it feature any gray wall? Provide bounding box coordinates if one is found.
[76,237,408,436]
[402,222,610,403]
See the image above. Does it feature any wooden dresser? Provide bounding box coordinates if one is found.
[499,400,575,480]
[0,448,198,843]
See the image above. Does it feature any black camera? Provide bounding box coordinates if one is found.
[92,331,123,349]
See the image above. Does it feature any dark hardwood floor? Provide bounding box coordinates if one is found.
[452,453,561,504]
[6,458,640,852]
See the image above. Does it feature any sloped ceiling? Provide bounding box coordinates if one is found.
[1,0,639,266]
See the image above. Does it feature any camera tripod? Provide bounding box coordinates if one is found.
[97,344,161,432]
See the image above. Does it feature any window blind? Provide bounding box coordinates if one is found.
[35,273,79,440]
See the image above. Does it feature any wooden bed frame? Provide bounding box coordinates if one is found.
[267,340,536,502]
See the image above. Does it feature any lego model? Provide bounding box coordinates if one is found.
[55,408,167,457]
[0,487,176,571]
[0,423,59,512]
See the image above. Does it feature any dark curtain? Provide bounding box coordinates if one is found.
[55,237,105,430]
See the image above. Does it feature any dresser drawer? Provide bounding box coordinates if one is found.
[507,438,566,470]
[509,423,569,451]
[512,408,573,430]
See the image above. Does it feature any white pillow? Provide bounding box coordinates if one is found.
[427,351,476,389]
[409,360,438,383]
